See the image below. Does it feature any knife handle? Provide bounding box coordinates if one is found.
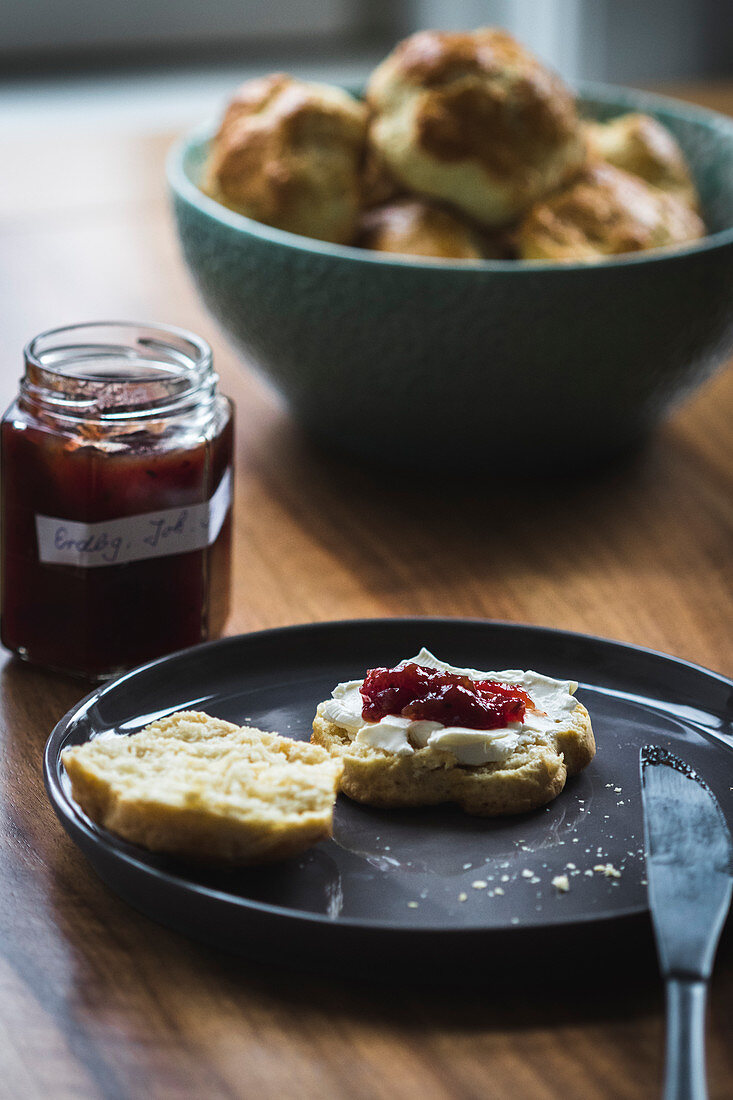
[664,978,708,1100]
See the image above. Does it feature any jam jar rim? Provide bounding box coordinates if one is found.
[22,320,217,423]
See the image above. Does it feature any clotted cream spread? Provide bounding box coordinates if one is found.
[318,648,579,766]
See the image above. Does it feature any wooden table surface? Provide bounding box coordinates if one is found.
[1,82,732,1100]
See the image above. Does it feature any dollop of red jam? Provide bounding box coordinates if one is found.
[360,663,534,730]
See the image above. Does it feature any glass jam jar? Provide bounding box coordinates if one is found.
[1,322,233,679]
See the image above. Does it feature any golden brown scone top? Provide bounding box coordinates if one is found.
[356,198,485,260]
[204,73,367,244]
[584,112,699,209]
[517,161,705,261]
[366,27,587,228]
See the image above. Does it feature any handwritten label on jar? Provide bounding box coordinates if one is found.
[35,469,232,568]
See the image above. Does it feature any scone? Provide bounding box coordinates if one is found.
[366,28,587,228]
[517,161,705,261]
[584,112,699,209]
[311,649,595,816]
[359,140,405,209]
[204,73,367,244]
[62,710,343,865]
[356,198,485,259]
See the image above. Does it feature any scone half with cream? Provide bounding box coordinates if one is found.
[312,649,595,816]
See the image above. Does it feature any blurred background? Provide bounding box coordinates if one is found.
[2,0,732,136]
[1,0,731,393]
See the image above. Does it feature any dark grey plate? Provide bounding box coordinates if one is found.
[44,619,733,974]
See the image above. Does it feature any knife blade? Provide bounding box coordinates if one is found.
[640,745,733,1100]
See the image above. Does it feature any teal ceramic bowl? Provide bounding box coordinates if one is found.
[168,84,733,470]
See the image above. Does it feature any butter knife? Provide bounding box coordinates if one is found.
[640,746,733,1100]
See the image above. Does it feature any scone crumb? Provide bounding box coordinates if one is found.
[552,874,570,892]
[594,863,622,878]
[458,892,468,902]
[472,880,488,890]
[494,886,504,896]
[521,869,534,879]
[407,901,419,909]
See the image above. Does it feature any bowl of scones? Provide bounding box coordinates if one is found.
[168,27,733,469]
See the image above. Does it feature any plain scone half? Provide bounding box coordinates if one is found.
[61,710,344,865]
[312,695,595,817]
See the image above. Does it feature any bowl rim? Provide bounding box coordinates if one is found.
[167,79,733,273]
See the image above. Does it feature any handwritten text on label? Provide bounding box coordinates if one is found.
[35,468,232,568]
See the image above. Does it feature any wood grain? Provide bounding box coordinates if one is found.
[0,82,731,1099]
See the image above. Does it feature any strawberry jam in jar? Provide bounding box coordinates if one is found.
[1,322,233,679]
